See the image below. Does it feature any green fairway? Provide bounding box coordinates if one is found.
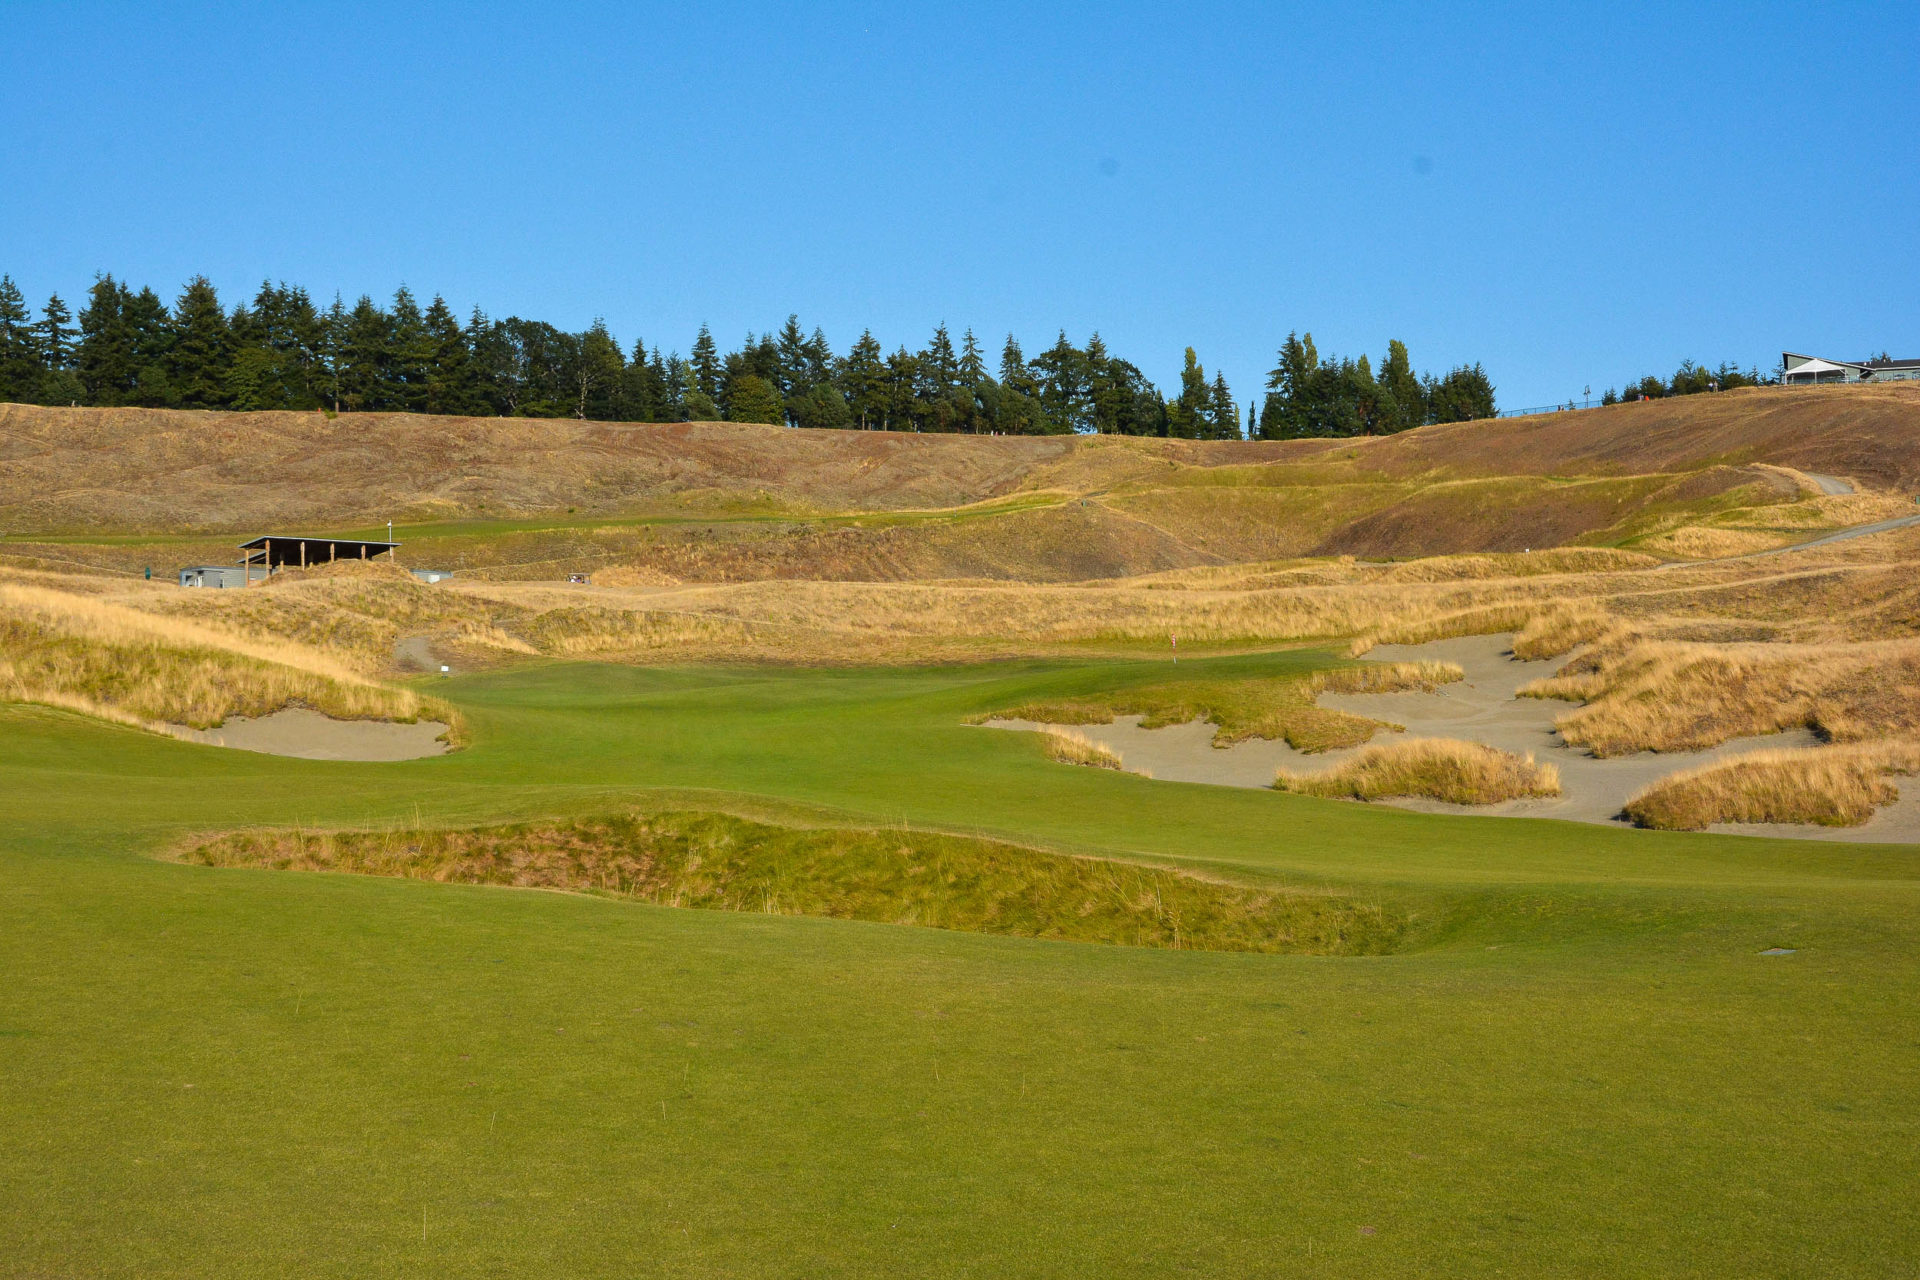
[3,649,1918,1277]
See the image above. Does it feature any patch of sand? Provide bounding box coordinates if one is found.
[170,708,450,761]
[989,633,1920,842]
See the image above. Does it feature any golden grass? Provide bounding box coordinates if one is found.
[179,811,1405,954]
[1274,738,1561,805]
[1623,741,1920,829]
[985,661,1461,753]
[0,579,451,734]
[1036,727,1126,771]
[1521,637,1920,756]
[1637,526,1793,559]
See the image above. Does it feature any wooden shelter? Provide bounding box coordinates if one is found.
[238,535,399,584]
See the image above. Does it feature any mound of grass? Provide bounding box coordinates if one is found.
[1624,741,1920,830]
[181,811,1401,955]
[982,661,1461,752]
[0,580,448,733]
[1036,726,1125,771]
[1522,638,1920,756]
[1275,737,1561,805]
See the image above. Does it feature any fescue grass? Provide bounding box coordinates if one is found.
[1521,637,1920,755]
[1624,740,1920,829]
[0,580,447,732]
[1273,737,1561,805]
[183,811,1399,954]
[1036,726,1126,771]
[982,661,1461,752]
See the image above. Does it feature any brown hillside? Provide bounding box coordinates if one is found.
[5,386,1918,536]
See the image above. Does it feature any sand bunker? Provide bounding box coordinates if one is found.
[989,634,1920,843]
[170,708,451,761]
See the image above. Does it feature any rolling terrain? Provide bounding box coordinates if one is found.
[4,385,1920,1277]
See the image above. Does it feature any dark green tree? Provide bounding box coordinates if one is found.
[165,278,230,408]
[725,372,785,425]
[0,276,38,401]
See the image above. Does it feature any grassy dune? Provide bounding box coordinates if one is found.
[1624,740,1920,829]
[982,661,1462,752]
[0,579,445,732]
[184,811,1400,954]
[1273,738,1561,805]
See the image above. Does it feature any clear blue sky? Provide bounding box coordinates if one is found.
[3,1,1914,410]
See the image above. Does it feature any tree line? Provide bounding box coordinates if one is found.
[1600,360,1770,405]
[0,271,1497,436]
[1255,332,1495,438]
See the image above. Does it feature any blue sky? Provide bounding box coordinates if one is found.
[2,1,1914,409]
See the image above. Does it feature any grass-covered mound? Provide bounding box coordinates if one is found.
[0,578,451,734]
[182,811,1401,954]
[1624,741,1920,830]
[981,662,1460,752]
[1275,737,1560,805]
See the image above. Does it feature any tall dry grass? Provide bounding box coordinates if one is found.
[1624,741,1920,829]
[1521,637,1920,756]
[0,581,447,732]
[1275,738,1560,805]
[1036,727,1126,771]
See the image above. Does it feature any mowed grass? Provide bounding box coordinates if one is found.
[2,647,1919,1277]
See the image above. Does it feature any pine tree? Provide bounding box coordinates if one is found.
[1169,347,1208,438]
[336,295,390,412]
[1208,372,1238,439]
[0,276,37,402]
[165,278,230,408]
[839,329,887,429]
[78,275,137,405]
[774,314,809,396]
[690,324,721,403]
[1377,338,1425,432]
[422,295,471,415]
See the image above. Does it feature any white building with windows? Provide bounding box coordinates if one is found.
[1782,352,1920,384]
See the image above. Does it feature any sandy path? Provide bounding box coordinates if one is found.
[1802,472,1854,495]
[989,634,1920,842]
[171,708,450,761]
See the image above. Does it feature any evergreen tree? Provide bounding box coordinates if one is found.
[689,323,721,403]
[165,278,230,408]
[1169,347,1209,438]
[840,329,887,428]
[570,319,625,419]
[725,372,785,425]
[421,295,471,415]
[1208,372,1239,439]
[387,286,431,411]
[78,275,138,405]
[774,314,809,396]
[1376,339,1425,432]
[1427,363,1496,422]
[0,276,38,402]
[336,295,390,412]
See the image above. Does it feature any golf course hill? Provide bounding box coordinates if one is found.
[3,383,1919,584]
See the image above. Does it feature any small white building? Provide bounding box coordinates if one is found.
[1783,352,1920,384]
[178,565,249,588]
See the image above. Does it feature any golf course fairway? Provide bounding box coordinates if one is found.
[3,649,1916,1277]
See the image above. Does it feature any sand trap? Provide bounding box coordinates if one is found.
[170,708,451,761]
[988,634,1920,843]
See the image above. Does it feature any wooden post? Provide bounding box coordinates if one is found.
[260,539,268,586]
[329,543,336,563]
[300,541,307,569]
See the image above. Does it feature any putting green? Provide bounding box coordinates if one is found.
[2,648,1917,1277]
